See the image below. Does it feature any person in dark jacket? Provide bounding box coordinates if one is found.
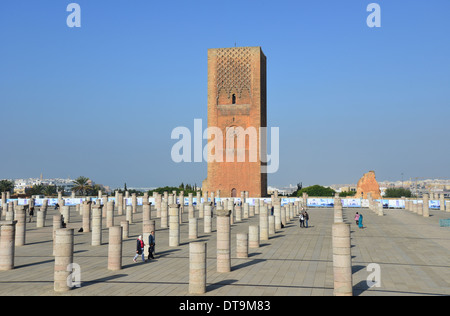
[148,231,156,260]
[133,235,146,263]
[29,206,34,223]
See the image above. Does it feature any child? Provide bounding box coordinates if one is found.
[354,212,360,226]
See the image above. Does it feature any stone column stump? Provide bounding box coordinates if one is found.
[236,233,248,258]
[54,228,74,292]
[169,204,180,247]
[0,221,17,270]
[216,209,231,273]
[332,222,353,296]
[108,226,123,271]
[189,241,207,294]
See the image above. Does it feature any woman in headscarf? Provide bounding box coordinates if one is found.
[133,235,146,263]
[358,213,364,229]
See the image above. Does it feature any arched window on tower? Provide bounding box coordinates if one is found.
[232,94,236,104]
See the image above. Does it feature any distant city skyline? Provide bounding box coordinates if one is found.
[1,1,449,190]
[8,174,450,193]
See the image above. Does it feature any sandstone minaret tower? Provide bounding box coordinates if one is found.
[202,47,267,197]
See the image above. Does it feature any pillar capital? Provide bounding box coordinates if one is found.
[217,209,231,217]
[0,220,17,226]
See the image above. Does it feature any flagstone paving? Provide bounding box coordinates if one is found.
[0,205,449,296]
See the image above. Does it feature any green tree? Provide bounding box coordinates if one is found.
[42,185,57,197]
[339,191,356,197]
[26,184,44,196]
[296,185,335,197]
[384,188,412,198]
[88,184,103,196]
[126,189,145,196]
[0,180,14,193]
[148,185,198,196]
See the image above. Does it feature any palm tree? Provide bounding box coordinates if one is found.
[42,185,57,197]
[72,176,91,196]
[89,184,103,196]
[26,184,44,196]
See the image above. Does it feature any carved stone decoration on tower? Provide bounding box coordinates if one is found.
[216,47,252,99]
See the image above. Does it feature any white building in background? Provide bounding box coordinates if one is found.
[13,177,76,194]
[268,184,298,196]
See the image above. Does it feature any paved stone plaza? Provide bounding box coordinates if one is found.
[0,204,449,296]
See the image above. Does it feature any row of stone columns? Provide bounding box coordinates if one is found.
[0,198,72,223]
[367,197,384,216]
[189,210,257,294]
[187,198,303,294]
[404,194,450,217]
[0,198,56,230]
[0,195,137,291]
[52,196,265,293]
[2,191,300,294]
[2,192,308,226]
[52,224,127,292]
[0,205,29,258]
[0,194,145,292]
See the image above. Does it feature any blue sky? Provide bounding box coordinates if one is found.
[1,0,449,189]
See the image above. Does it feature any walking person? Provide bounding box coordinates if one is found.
[299,212,305,228]
[133,235,146,263]
[304,210,309,228]
[28,206,34,223]
[358,213,364,229]
[148,231,156,260]
[354,212,360,226]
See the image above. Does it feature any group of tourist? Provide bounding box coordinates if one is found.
[133,231,156,263]
[354,212,364,228]
[299,208,309,228]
